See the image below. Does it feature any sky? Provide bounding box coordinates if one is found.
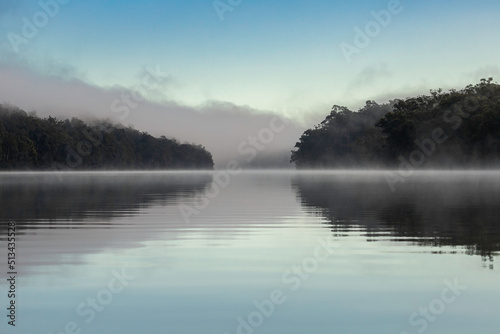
[1,0,500,167]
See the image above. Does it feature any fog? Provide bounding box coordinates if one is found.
[0,65,306,168]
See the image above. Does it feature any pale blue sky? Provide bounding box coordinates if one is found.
[1,0,499,115]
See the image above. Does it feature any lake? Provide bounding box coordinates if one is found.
[0,171,499,334]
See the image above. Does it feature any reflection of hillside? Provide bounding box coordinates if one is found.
[0,172,211,236]
[292,173,500,258]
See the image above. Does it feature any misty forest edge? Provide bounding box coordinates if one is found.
[1,79,500,170]
[0,108,214,170]
[291,79,500,168]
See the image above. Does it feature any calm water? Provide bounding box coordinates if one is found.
[1,171,499,334]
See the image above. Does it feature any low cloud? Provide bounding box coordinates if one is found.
[464,65,500,83]
[347,63,393,90]
[0,64,305,168]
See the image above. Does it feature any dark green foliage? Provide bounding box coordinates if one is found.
[291,101,392,168]
[291,79,500,168]
[0,105,213,170]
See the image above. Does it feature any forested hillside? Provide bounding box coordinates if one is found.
[291,79,500,168]
[0,105,213,170]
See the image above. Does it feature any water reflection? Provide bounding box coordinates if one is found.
[292,171,500,259]
[0,171,499,334]
[0,172,212,237]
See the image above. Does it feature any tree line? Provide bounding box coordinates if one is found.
[291,79,500,168]
[0,105,214,170]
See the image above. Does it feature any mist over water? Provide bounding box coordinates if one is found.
[292,170,500,258]
[0,171,499,334]
[2,0,500,332]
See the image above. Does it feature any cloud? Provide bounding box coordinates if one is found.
[0,64,305,168]
[463,65,500,83]
[131,65,178,101]
[347,63,393,90]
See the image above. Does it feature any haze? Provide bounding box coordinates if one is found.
[1,0,499,167]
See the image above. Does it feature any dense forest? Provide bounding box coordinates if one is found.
[0,104,213,170]
[291,79,500,168]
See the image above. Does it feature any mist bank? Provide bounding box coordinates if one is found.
[0,65,305,168]
[0,105,214,170]
[292,79,500,169]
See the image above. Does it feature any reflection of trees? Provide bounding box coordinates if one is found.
[292,174,500,258]
[0,172,211,237]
